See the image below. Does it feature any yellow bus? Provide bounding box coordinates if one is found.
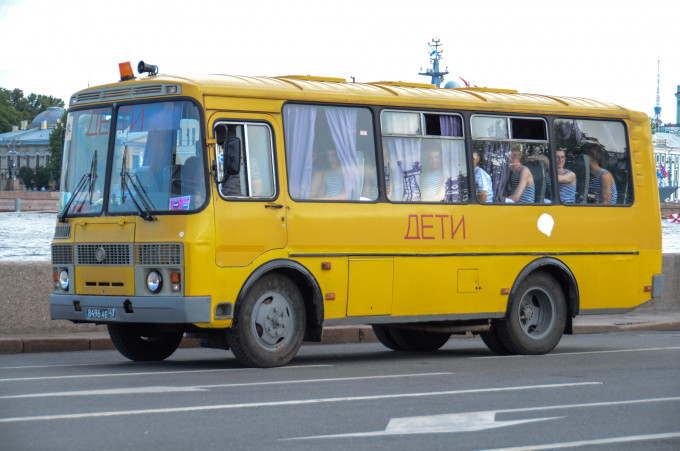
[50,61,663,367]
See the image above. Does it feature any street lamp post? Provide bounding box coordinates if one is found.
[7,139,19,191]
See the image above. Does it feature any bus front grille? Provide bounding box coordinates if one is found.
[76,244,133,266]
[135,243,182,266]
[52,244,73,265]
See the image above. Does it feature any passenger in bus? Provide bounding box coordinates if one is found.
[506,143,535,203]
[421,148,444,201]
[531,149,576,203]
[473,150,494,202]
[585,143,617,204]
[310,149,345,200]
[553,149,577,203]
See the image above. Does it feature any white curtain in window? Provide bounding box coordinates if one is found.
[325,107,360,200]
[441,139,465,201]
[384,136,422,201]
[382,112,420,134]
[284,105,317,198]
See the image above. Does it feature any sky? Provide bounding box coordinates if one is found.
[1,0,679,124]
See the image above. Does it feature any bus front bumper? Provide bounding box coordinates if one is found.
[50,294,213,324]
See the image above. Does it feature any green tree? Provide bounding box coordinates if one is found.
[34,166,51,190]
[18,166,35,189]
[47,111,67,189]
[0,87,65,133]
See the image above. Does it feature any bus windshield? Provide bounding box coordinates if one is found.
[58,101,206,218]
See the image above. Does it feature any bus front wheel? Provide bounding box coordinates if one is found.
[107,323,183,361]
[227,274,306,368]
[495,271,566,355]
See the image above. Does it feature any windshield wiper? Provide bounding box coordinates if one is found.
[59,150,97,222]
[119,146,156,221]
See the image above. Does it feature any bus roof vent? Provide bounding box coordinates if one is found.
[276,75,347,83]
[70,84,182,106]
[369,81,436,89]
[456,87,519,94]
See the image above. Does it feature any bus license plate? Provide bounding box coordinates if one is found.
[86,307,116,320]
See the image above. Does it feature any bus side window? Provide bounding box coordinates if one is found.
[216,122,276,199]
[471,115,549,204]
[283,104,378,201]
[554,119,631,205]
[382,111,467,203]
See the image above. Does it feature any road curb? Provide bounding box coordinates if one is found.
[2,320,679,355]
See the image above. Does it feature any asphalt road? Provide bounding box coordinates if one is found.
[1,331,679,451]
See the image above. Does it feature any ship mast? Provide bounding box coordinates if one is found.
[419,38,448,88]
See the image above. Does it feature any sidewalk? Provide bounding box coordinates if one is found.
[2,310,680,354]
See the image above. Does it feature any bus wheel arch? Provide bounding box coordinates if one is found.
[235,259,324,343]
[227,272,306,367]
[509,257,579,329]
[485,258,578,355]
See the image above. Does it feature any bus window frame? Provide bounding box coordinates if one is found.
[470,114,548,142]
[213,119,279,202]
[380,108,467,205]
[63,96,210,218]
[551,116,634,207]
[281,101,381,204]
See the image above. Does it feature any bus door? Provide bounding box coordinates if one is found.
[212,119,286,267]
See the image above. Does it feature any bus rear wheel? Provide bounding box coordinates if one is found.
[384,327,450,352]
[495,271,566,355]
[227,274,305,368]
[372,325,403,351]
[107,323,183,361]
[480,326,511,355]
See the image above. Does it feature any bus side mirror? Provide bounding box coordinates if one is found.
[225,137,241,176]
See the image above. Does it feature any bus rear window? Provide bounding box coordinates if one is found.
[554,119,632,205]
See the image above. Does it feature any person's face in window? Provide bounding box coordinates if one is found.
[327,150,340,169]
[428,150,442,170]
[556,150,566,171]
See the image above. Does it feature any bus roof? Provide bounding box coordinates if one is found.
[69,73,632,117]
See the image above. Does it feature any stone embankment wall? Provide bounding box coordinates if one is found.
[0,191,59,212]
[0,257,678,334]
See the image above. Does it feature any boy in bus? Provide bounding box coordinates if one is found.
[584,142,617,204]
[505,143,535,203]
[310,149,345,200]
[472,150,493,202]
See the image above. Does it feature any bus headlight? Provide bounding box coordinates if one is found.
[146,270,163,293]
[58,270,70,291]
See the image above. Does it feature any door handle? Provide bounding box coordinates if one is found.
[265,204,284,209]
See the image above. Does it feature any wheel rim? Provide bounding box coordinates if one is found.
[516,286,556,340]
[251,290,295,351]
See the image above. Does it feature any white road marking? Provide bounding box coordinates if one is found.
[0,363,123,370]
[283,396,680,441]
[285,411,564,438]
[0,364,331,382]
[0,382,600,423]
[479,431,680,450]
[0,372,453,399]
[474,346,680,359]
[193,372,454,389]
[0,386,207,398]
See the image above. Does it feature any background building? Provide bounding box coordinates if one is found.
[0,106,64,189]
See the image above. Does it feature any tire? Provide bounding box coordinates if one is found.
[107,323,183,361]
[227,274,306,368]
[495,271,567,355]
[388,327,451,352]
[480,325,511,355]
[372,325,403,351]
